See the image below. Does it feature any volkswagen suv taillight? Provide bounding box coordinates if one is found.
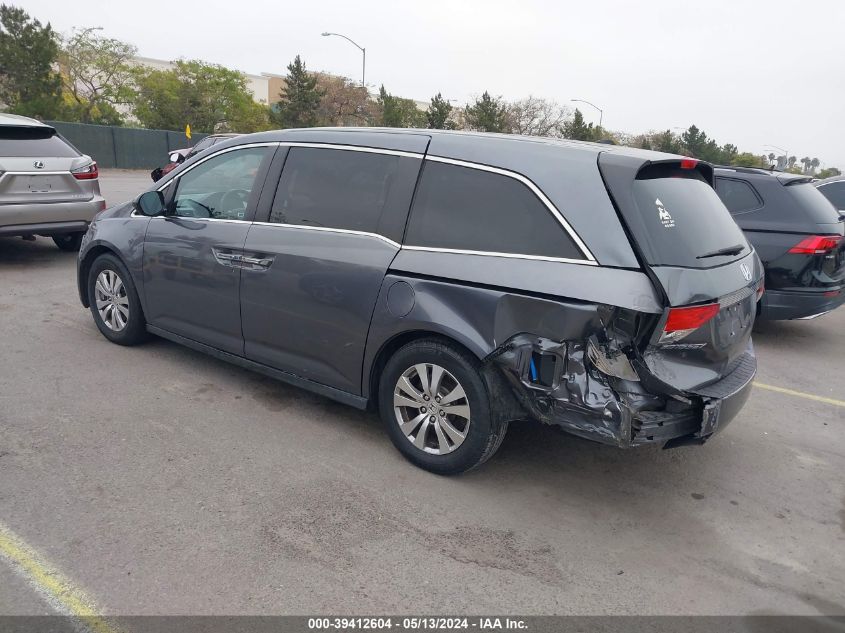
[788,235,842,255]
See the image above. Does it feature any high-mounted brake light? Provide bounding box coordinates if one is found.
[788,235,842,255]
[659,303,719,344]
[71,161,98,180]
[680,158,698,170]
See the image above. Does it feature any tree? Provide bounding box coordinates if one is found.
[561,108,599,141]
[0,4,62,118]
[426,92,454,130]
[650,129,683,154]
[634,134,653,150]
[507,96,568,137]
[680,125,709,157]
[134,60,270,133]
[464,91,509,133]
[733,152,764,168]
[720,143,739,165]
[377,85,425,128]
[58,27,137,124]
[817,167,841,179]
[810,157,820,175]
[273,55,323,128]
[315,74,375,126]
[800,157,811,174]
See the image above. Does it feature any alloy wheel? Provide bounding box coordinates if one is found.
[94,269,129,332]
[393,363,471,455]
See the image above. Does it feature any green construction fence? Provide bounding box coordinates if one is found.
[46,121,208,170]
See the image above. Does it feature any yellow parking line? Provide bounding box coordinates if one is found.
[0,521,117,633]
[755,382,845,408]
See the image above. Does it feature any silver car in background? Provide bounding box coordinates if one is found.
[0,113,105,250]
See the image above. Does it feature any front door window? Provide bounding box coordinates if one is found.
[172,147,268,220]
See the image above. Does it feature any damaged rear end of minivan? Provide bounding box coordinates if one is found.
[489,154,763,449]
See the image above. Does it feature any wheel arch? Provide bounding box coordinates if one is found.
[365,328,487,407]
[78,243,135,308]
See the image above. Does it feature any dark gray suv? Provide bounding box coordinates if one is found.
[77,129,763,474]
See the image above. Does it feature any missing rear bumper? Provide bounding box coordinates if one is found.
[485,333,755,448]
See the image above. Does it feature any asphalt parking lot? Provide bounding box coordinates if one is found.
[0,170,843,617]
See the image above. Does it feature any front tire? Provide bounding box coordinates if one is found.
[87,254,147,345]
[378,339,508,475]
[52,232,84,251]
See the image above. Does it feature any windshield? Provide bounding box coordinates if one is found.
[630,167,749,268]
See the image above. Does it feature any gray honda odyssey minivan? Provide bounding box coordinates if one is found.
[78,128,763,474]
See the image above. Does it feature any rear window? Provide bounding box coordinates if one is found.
[0,126,79,158]
[784,182,840,224]
[630,166,749,268]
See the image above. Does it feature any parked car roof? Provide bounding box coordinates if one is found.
[815,174,845,186]
[226,126,687,164]
[715,165,812,185]
[0,113,53,128]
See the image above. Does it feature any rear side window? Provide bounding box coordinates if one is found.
[715,177,762,214]
[0,126,79,158]
[630,166,749,268]
[270,147,400,234]
[817,182,845,210]
[405,161,584,260]
[785,182,840,224]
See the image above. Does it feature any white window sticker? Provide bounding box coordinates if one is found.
[656,198,675,228]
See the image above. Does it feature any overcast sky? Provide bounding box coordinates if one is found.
[25,0,845,167]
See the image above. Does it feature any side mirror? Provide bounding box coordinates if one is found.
[169,152,181,163]
[137,190,166,217]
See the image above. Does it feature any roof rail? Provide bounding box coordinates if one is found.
[714,165,775,175]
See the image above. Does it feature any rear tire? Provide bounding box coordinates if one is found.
[87,254,148,346]
[378,338,508,475]
[52,232,84,251]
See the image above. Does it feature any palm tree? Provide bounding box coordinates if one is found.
[800,157,811,174]
[810,158,820,175]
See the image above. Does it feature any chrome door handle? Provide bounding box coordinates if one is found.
[241,256,273,269]
[212,249,243,267]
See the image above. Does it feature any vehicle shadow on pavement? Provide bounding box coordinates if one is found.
[0,236,77,265]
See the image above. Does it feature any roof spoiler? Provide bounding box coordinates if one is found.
[776,174,813,186]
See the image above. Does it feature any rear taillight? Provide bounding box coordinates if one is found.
[71,161,98,180]
[659,303,720,343]
[788,235,842,255]
[756,282,765,301]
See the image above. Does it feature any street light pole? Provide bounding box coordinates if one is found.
[764,144,789,169]
[571,98,603,128]
[321,32,366,88]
